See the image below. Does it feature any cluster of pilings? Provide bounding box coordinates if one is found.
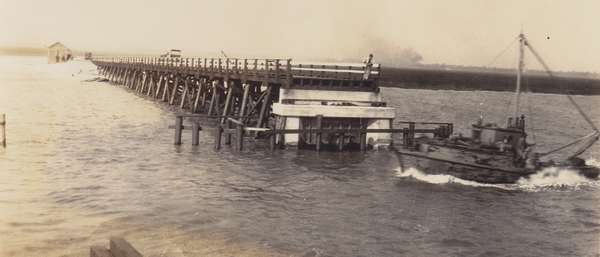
[92,56,452,151]
[94,57,286,129]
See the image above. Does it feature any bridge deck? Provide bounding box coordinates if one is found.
[91,56,381,91]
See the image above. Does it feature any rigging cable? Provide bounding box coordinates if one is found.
[486,35,519,68]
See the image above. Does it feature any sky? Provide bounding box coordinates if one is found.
[1,0,599,72]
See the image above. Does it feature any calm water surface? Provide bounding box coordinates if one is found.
[0,56,599,257]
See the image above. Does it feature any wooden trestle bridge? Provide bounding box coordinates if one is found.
[92,56,452,151]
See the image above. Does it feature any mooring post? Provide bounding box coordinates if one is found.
[315,115,323,152]
[235,123,244,151]
[360,123,367,152]
[191,120,200,146]
[1,114,5,148]
[214,125,222,151]
[225,120,232,145]
[270,127,277,151]
[174,115,183,145]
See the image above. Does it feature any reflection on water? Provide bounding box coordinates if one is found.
[1,56,599,257]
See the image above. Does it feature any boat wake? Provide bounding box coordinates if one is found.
[515,158,600,191]
[394,167,506,189]
[395,158,600,191]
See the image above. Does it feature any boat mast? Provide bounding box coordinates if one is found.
[512,33,526,122]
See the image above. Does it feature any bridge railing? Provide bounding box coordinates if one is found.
[91,56,380,82]
[291,63,381,81]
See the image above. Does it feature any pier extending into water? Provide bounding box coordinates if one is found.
[92,56,453,150]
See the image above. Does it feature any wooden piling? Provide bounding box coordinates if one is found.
[235,123,244,151]
[257,84,271,128]
[207,80,217,116]
[270,127,277,151]
[360,123,367,152]
[180,77,189,109]
[239,83,250,117]
[169,76,179,105]
[174,116,183,145]
[221,82,233,124]
[315,115,323,151]
[214,125,222,151]
[192,79,203,113]
[192,121,200,145]
[225,121,232,145]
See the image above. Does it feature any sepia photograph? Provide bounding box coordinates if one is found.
[1,1,599,256]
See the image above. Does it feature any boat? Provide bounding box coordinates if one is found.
[395,33,600,184]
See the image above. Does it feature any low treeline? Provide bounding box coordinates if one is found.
[379,67,600,95]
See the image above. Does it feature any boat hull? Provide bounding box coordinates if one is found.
[395,150,530,184]
[395,148,600,184]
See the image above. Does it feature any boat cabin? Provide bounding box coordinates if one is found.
[471,116,526,149]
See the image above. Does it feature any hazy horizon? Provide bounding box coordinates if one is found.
[2,0,600,72]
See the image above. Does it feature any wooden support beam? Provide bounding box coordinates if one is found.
[169,76,179,105]
[239,83,250,117]
[221,81,234,124]
[161,75,169,101]
[146,73,154,96]
[257,84,272,128]
[192,79,203,113]
[200,80,208,110]
[207,80,217,116]
[155,74,164,98]
[180,77,189,109]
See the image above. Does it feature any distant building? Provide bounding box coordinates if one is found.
[84,52,92,60]
[47,42,72,64]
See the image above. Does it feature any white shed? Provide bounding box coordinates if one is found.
[48,42,72,64]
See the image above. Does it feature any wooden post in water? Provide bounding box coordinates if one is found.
[214,125,222,151]
[270,127,277,151]
[360,122,367,152]
[225,120,232,145]
[235,123,244,151]
[315,115,323,152]
[1,114,5,148]
[191,121,200,145]
[174,116,183,145]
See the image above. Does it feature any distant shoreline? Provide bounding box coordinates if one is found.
[0,47,46,56]
[380,67,600,95]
